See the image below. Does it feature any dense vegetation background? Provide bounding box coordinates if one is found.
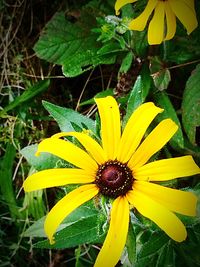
[0,0,200,266]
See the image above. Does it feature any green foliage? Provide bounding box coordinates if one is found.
[34,11,118,77]
[24,202,106,249]
[154,92,184,150]
[42,101,96,133]
[0,79,50,116]
[1,0,200,266]
[0,144,20,219]
[182,64,200,145]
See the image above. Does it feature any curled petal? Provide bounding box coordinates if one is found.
[128,119,178,170]
[115,0,138,15]
[127,189,187,242]
[52,132,107,164]
[134,180,197,216]
[129,0,157,31]
[94,196,129,267]
[36,138,98,172]
[134,156,200,181]
[44,184,99,244]
[23,168,95,192]
[117,102,163,163]
[148,1,165,45]
[95,96,121,160]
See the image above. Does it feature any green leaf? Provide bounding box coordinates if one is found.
[123,64,151,125]
[154,92,184,149]
[23,216,46,238]
[0,80,50,115]
[119,52,134,73]
[20,144,60,171]
[24,202,100,238]
[182,64,200,145]
[0,144,20,219]
[135,231,171,267]
[34,12,117,77]
[126,222,136,265]
[42,101,96,133]
[152,68,171,91]
[33,203,106,249]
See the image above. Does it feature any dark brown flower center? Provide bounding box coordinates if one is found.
[95,160,134,198]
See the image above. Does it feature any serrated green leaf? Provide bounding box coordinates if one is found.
[0,79,50,115]
[182,64,200,145]
[154,92,184,149]
[34,12,117,77]
[42,101,96,133]
[20,144,60,171]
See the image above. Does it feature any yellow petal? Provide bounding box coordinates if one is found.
[128,119,178,169]
[52,132,107,164]
[117,102,163,163]
[36,138,98,172]
[169,0,198,34]
[127,189,187,242]
[148,1,165,45]
[115,0,138,15]
[164,1,176,41]
[44,184,99,244]
[94,196,129,267]
[23,168,95,192]
[134,180,197,216]
[95,96,121,160]
[134,155,200,181]
[129,0,157,31]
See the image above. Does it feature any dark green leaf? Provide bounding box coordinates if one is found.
[135,232,170,267]
[119,52,134,73]
[123,65,151,126]
[0,144,20,219]
[42,101,96,133]
[0,80,50,115]
[182,64,200,145]
[154,92,184,149]
[34,12,117,77]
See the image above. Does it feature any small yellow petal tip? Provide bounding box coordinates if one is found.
[35,151,40,157]
[49,237,55,245]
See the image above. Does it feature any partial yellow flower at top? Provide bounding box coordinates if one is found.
[115,0,198,45]
[23,96,200,267]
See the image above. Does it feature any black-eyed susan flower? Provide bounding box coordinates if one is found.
[115,0,198,45]
[23,96,200,267]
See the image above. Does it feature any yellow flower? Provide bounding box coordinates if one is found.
[115,0,198,45]
[23,96,200,267]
